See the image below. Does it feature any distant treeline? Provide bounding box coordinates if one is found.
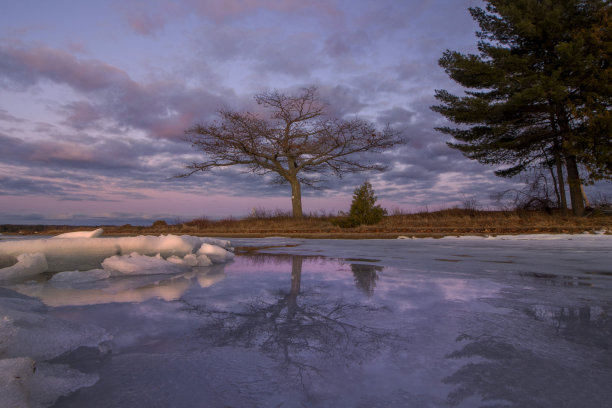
[0,224,82,234]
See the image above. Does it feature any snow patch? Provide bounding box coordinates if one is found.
[398,233,612,241]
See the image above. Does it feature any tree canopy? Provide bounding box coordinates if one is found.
[182,87,402,217]
[432,0,611,216]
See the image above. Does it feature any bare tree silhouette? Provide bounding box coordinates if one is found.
[181,255,399,386]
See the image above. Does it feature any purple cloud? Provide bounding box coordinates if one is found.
[118,0,342,36]
[0,41,228,140]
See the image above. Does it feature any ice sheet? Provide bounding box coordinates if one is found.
[50,269,111,284]
[0,357,36,408]
[1,236,611,407]
[0,294,109,408]
[0,233,233,273]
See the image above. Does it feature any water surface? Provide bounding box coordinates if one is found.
[2,237,611,407]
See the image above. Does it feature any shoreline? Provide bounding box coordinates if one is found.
[3,209,611,239]
[3,229,610,240]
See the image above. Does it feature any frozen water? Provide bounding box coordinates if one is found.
[0,292,109,408]
[0,357,36,408]
[0,233,233,271]
[0,252,48,280]
[0,235,611,407]
[0,233,234,407]
[101,252,190,276]
[196,242,235,263]
[50,269,111,284]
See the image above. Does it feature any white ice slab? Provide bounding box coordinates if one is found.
[0,253,48,280]
[102,253,189,276]
[0,234,234,273]
[53,228,104,239]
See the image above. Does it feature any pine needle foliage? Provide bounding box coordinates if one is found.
[431,0,612,216]
[333,181,387,228]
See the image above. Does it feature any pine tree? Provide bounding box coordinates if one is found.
[348,181,387,225]
[432,0,611,216]
[331,181,387,228]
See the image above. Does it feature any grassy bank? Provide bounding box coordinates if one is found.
[4,209,612,238]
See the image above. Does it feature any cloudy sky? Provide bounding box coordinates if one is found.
[0,0,607,225]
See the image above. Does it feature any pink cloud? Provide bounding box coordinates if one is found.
[0,43,131,92]
[0,42,225,140]
[61,101,102,128]
[148,112,197,139]
[126,11,167,36]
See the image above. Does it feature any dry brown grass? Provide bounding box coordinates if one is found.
[5,209,611,238]
[105,209,612,238]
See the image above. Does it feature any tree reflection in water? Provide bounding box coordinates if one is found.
[349,263,382,297]
[443,298,612,407]
[182,254,399,386]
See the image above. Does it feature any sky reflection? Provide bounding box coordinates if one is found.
[2,238,612,407]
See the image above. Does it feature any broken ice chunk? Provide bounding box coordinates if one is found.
[0,253,48,281]
[101,253,189,276]
[196,243,234,264]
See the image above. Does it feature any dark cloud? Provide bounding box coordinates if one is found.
[0,175,66,197]
[376,107,417,127]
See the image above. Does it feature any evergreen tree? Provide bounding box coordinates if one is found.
[348,181,387,226]
[432,0,611,216]
[330,181,387,228]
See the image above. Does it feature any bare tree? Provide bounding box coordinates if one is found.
[180,87,403,218]
[182,255,397,387]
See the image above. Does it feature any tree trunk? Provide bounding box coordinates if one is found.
[290,180,303,218]
[548,163,560,208]
[565,154,585,216]
[580,184,591,208]
[556,110,583,216]
[554,146,568,214]
[286,255,302,320]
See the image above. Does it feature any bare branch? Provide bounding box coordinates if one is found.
[181,86,404,217]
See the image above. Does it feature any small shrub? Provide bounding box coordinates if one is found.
[349,181,387,225]
[152,220,168,227]
[334,181,387,228]
[184,216,212,228]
